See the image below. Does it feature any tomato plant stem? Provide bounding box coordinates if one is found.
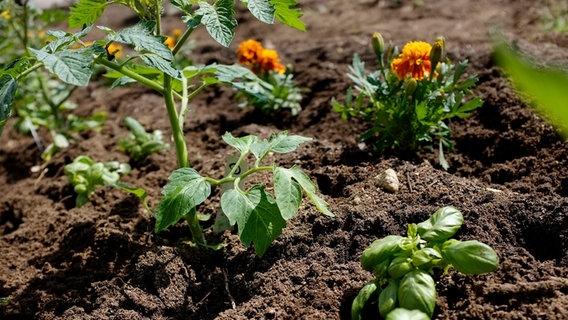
[163,75,190,168]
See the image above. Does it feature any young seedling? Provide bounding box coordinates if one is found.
[120,116,168,162]
[65,155,130,207]
[155,131,333,256]
[234,39,303,115]
[333,34,483,169]
[352,206,499,320]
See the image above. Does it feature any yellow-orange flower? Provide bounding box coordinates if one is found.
[107,43,123,58]
[164,36,175,50]
[391,41,432,80]
[237,39,285,74]
[237,39,263,65]
[258,48,285,74]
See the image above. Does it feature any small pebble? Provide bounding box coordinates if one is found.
[374,168,400,193]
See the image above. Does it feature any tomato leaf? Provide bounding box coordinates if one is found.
[29,47,95,86]
[69,0,109,29]
[273,167,302,220]
[109,21,174,61]
[269,0,305,31]
[0,74,17,133]
[241,0,275,24]
[155,168,212,233]
[220,186,286,257]
[196,0,237,47]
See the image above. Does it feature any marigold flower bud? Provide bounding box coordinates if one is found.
[372,32,385,59]
[429,36,445,79]
[404,78,417,96]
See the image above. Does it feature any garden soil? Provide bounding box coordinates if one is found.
[2,0,568,319]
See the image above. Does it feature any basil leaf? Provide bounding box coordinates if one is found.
[441,239,500,275]
[417,206,463,242]
[398,270,436,317]
[379,280,399,318]
[360,235,404,272]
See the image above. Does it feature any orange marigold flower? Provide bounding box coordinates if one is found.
[108,43,123,58]
[391,41,432,80]
[258,48,285,74]
[237,39,263,66]
[164,36,175,50]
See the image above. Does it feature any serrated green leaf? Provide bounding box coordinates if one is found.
[398,270,436,317]
[140,54,182,79]
[155,168,212,233]
[109,22,174,61]
[222,131,258,154]
[282,166,333,217]
[196,0,237,47]
[30,47,94,86]
[69,0,109,29]
[242,0,275,24]
[0,74,17,131]
[269,0,305,31]
[220,186,286,256]
[273,167,302,219]
[170,0,193,12]
[250,131,312,161]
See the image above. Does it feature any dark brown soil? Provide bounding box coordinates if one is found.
[2,0,568,319]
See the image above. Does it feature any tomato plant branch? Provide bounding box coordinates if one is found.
[163,74,189,168]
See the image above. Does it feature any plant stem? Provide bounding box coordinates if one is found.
[95,57,164,94]
[16,62,42,81]
[184,207,206,246]
[172,26,195,56]
[163,75,189,168]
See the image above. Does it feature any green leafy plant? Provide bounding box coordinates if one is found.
[65,155,131,207]
[235,39,303,115]
[156,131,332,256]
[352,206,499,320]
[493,38,568,138]
[0,0,104,158]
[1,0,329,255]
[332,34,483,169]
[120,116,169,162]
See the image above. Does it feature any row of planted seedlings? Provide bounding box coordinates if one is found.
[0,1,504,319]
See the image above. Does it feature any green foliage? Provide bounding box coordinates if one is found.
[120,116,169,162]
[69,0,109,29]
[195,0,237,47]
[353,206,499,319]
[156,131,332,256]
[493,39,568,137]
[236,71,304,115]
[332,36,482,169]
[270,0,305,31]
[65,155,131,207]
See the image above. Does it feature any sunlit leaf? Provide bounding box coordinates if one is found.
[196,0,237,47]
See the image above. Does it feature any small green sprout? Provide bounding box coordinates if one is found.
[333,34,483,169]
[352,206,499,320]
[64,155,131,207]
[119,116,168,162]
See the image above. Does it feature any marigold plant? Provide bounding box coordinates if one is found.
[234,39,303,115]
[333,34,483,169]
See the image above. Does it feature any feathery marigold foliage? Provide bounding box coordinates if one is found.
[333,34,483,169]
